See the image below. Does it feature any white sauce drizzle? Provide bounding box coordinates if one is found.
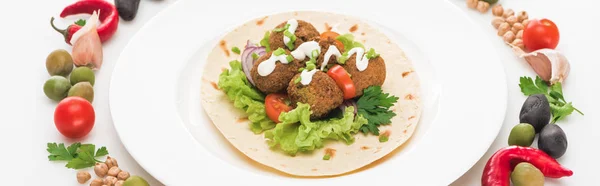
[283,19,298,48]
[291,41,320,60]
[347,47,370,71]
[320,45,341,70]
[257,53,291,76]
[300,69,318,85]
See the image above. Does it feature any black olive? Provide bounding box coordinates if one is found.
[519,94,551,133]
[538,123,568,159]
[115,0,141,21]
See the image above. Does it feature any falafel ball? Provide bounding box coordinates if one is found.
[316,37,345,70]
[269,20,320,51]
[342,54,386,96]
[251,50,304,94]
[287,71,343,119]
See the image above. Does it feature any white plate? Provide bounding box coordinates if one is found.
[109,0,507,185]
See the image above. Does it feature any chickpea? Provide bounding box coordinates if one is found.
[516,30,524,39]
[90,178,103,186]
[522,19,530,27]
[503,31,516,43]
[115,180,124,186]
[506,15,518,26]
[94,163,109,177]
[498,22,510,36]
[476,1,490,13]
[117,171,130,180]
[492,17,505,29]
[512,23,524,33]
[492,5,504,17]
[467,0,478,9]
[104,176,118,186]
[503,9,515,18]
[512,39,525,49]
[105,156,118,169]
[108,166,121,177]
[77,171,91,184]
[517,11,529,22]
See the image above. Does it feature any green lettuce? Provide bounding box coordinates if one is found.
[218,60,276,134]
[336,34,366,64]
[265,103,367,156]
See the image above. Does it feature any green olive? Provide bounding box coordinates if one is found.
[68,82,94,103]
[46,49,74,77]
[123,176,149,186]
[511,162,544,186]
[508,123,536,146]
[481,0,498,4]
[70,67,95,86]
[43,76,71,101]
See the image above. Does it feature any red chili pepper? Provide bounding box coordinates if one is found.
[50,0,119,45]
[482,146,573,186]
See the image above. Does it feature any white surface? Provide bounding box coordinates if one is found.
[110,1,505,185]
[0,0,598,185]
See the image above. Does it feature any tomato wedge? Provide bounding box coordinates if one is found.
[320,31,344,51]
[327,65,356,100]
[265,93,292,123]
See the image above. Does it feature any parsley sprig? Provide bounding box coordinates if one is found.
[519,76,583,123]
[357,86,399,135]
[47,142,109,169]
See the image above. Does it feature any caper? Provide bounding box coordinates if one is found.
[68,82,94,103]
[123,176,149,186]
[43,76,71,101]
[70,67,95,86]
[46,49,74,77]
[511,162,544,186]
[508,123,536,147]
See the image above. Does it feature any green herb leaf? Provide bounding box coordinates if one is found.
[366,48,380,59]
[231,47,241,54]
[519,76,547,96]
[378,135,389,142]
[74,19,86,26]
[273,24,290,32]
[286,55,294,62]
[47,142,109,169]
[95,147,108,157]
[260,32,271,52]
[357,86,399,135]
[294,76,302,84]
[518,76,583,123]
[273,48,286,56]
[251,53,259,60]
[323,154,331,160]
[47,143,76,161]
[283,30,296,50]
[306,63,316,71]
[65,148,97,169]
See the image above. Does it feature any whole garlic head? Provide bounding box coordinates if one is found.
[511,46,570,85]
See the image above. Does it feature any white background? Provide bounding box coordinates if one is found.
[1,0,598,185]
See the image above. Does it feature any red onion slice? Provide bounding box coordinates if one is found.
[241,40,266,86]
[338,99,358,116]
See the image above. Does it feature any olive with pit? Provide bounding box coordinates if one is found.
[519,94,551,133]
[70,67,95,86]
[538,123,568,159]
[68,82,94,103]
[123,176,149,186]
[511,162,544,186]
[43,76,72,101]
[508,123,536,147]
[46,49,73,77]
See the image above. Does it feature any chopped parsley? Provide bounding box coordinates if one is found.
[231,47,241,54]
[74,19,86,26]
[357,86,399,135]
[519,76,583,123]
[47,142,109,169]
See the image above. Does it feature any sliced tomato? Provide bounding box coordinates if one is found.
[327,65,356,99]
[320,31,344,51]
[265,93,292,123]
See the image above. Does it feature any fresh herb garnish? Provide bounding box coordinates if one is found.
[378,135,389,142]
[323,154,331,160]
[273,48,286,56]
[74,19,86,26]
[283,30,297,50]
[260,31,271,52]
[366,48,380,59]
[294,76,302,84]
[336,34,364,51]
[286,55,294,62]
[47,142,109,169]
[273,24,290,32]
[519,76,583,123]
[357,86,399,135]
[251,53,259,60]
[231,47,241,54]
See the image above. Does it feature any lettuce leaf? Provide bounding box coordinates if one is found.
[265,103,367,156]
[218,60,276,134]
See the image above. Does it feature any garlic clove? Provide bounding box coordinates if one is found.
[510,45,570,85]
[71,11,103,70]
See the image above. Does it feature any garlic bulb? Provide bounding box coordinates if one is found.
[511,45,570,85]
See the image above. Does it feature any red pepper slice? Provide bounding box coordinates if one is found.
[482,146,573,186]
[50,0,119,45]
[327,65,356,100]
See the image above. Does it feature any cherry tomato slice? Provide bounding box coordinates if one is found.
[265,93,292,123]
[54,97,95,139]
[522,18,560,51]
[320,31,345,51]
[327,65,356,100]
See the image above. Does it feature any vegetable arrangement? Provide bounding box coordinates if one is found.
[466,1,582,185]
[44,0,149,185]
